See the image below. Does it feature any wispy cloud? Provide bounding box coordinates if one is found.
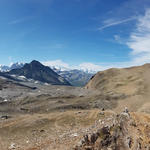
[126,9,150,65]
[127,9,150,54]
[8,16,34,25]
[99,17,136,30]
[46,9,150,72]
[42,60,70,70]
[39,43,65,50]
[113,35,124,44]
[42,59,140,73]
[41,9,150,72]
[78,63,105,72]
[42,60,105,73]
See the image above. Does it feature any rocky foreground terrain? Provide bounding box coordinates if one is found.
[1,63,150,149]
[74,109,150,150]
[1,108,150,150]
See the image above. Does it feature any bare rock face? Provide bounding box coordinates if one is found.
[73,109,150,150]
[9,60,71,86]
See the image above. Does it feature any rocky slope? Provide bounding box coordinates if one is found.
[8,60,71,86]
[1,108,150,150]
[74,109,150,150]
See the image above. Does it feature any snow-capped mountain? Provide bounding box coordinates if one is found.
[0,61,95,86]
[42,60,100,73]
[0,62,24,72]
[9,60,71,85]
[42,62,95,86]
[10,62,24,70]
[0,65,10,72]
[53,68,94,86]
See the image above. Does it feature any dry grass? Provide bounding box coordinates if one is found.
[0,109,101,150]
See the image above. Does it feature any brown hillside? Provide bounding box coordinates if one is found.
[86,64,150,112]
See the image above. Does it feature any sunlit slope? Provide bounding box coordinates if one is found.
[86,64,150,112]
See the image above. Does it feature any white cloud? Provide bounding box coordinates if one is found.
[97,9,150,67]
[78,63,105,73]
[8,16,34,25]
[42,60,70,70]
[113,35,124,44]
[126,9,150,65]
[40,10,150,73]
[127,9,150,54]
[42,60,139,73]
[42,60,106,73]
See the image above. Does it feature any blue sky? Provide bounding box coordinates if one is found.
[1,0,150,71]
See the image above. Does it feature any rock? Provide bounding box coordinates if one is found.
[146,146,150,150]
[130,121,137,127]
[99,112,104,115]
[102,108,105,111]
[77,140,83,147]
[74,146,81,150]
[100,126,110,136]
[126,137,132,148]
[71,133,78,137]
[73,109,149,150]
[90,133,98,144]
[84,146,93,150]
[4,99,8,102]
[137,142,142,150]
[124,107,129,113]
[9,143,16,149]
[83,134,89,145]
[40,129,45,132]
[1,115,8,119]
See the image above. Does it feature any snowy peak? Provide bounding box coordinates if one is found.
[8,60,71,86]
[54,68,94,86]
[0,65,10,72]
[10,62,24,70]
[0,61,95,87]
[0,62,24,72]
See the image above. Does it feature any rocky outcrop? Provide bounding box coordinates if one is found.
[74,109,150,150]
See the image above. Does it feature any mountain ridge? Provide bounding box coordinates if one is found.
[0,62,24,72]
[8,60,71,86]
[0,61,93,86]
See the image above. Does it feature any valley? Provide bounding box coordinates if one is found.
[1,0,150,149]
[1,62,150,149]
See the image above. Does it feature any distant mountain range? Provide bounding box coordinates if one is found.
[0,62,24,72]
[53,68,93,86]
[8,60,71,86]
[0,61,94,86]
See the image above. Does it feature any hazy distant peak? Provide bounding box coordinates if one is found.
[8,60,71,86]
